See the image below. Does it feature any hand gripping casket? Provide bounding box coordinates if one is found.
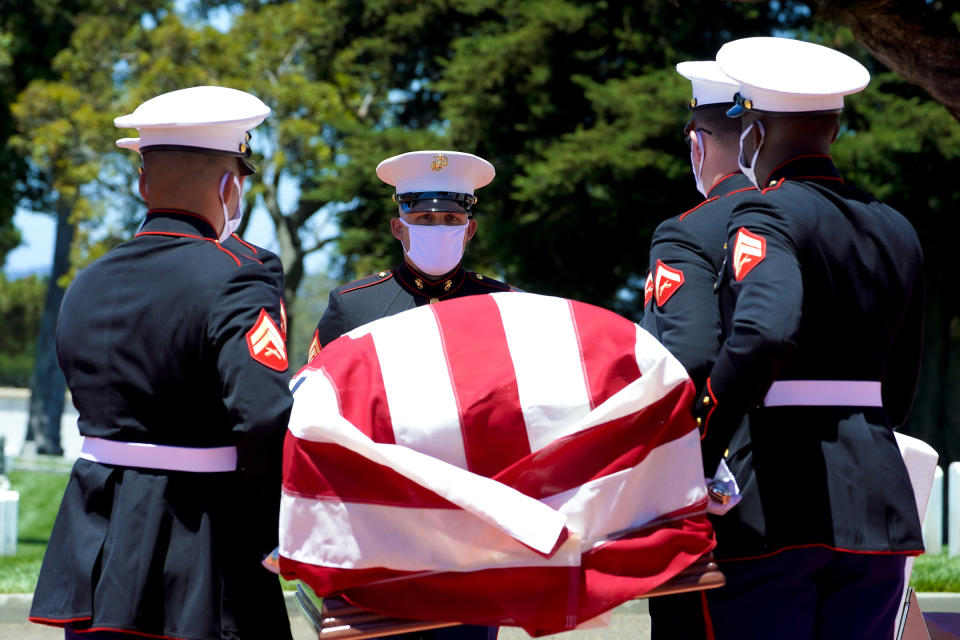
[279,292,715,635]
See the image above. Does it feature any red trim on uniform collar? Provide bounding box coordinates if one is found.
[724,186,757,197]
[709,172,740,192]
[134,231,242,266]
[767,154,831,177]
[678,196,720,221]
[395,260,467,298]
[764,154,842,186]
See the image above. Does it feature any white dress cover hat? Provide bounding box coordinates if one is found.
[676,60,740,109]
[115,86,270,174]
[717,37,870,115]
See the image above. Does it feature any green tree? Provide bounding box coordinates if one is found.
[333,0,795,312]
[0,274,45,387]
[0,0,160,268]
[9,5,164,453]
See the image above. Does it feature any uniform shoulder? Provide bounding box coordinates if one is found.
[466,271,519,292]
[334,270,396,295]
[675,196,720,223]
[226,235,280,261]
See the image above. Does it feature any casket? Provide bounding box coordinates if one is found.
[279,292,719,637]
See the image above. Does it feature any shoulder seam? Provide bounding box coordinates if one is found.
[678,196,719,221]
[340,272,394,294]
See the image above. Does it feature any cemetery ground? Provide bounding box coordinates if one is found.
[1,467,958,640]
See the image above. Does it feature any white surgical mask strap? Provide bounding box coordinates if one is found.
[217,172,243,243]
[691,130,707,197]
[737,120,765,188]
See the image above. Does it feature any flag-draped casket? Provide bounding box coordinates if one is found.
[279,292,714,635]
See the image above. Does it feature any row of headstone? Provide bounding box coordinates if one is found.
[921,462,960,556]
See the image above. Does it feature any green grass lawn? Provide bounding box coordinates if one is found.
[1,469,69,593]
[0,468,300,593]
[2,469,960,594]
[911,552,960,592]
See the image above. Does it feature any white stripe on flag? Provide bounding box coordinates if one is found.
[492,293,592,451]
[357,305,468,469]
[542,429,707,547]
[287,366,568,555]
[280,431,705,572]
[288,368,341,443]
[280,491,581,572]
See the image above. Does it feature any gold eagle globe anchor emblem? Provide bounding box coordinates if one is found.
[430,154,449,172]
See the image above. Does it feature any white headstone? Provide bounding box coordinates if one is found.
[0,490,19,555]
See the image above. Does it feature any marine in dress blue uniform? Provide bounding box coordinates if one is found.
[29,86,295,640]
[693,38,925,639]
[310,151,517,358]
[642,60,755,640]
[309,151,512,640]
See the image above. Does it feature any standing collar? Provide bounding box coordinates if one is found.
[395,259,467,300]
[764,155,843,188]
[138,209,219,240]
[707,172,754,198]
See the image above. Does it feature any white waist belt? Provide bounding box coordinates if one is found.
[80,436,237,472]
[762,380,882,407]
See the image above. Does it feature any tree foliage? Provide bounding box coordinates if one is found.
[5,0,959,458]
[0,274,45,387]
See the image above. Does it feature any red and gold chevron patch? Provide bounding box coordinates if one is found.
[654,261,685,307]
[246,309,288,371]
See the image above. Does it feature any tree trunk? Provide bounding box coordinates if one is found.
[727,0,960,123]
[24,201,75,456]
[827,0,960,123]
[276,218,305,348]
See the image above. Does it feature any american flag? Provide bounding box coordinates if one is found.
[279,292,714,635]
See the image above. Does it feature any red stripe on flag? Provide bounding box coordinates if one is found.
[283,434,461,508]
[431,296,532,477]
[283,376,696,505]
[494,380,697,499]
[568,300,643,410]
[313,333,395,444]
[278,512,714,635]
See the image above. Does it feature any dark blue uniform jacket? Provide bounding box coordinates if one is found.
[31,210,294,640]
[641,172,755,390]
[696,156,925,560]
[310,259,517,357]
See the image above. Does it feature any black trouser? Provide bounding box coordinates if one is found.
[704,547,907,640]
[650,591,711,640]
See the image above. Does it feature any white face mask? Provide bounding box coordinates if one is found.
[217,172,243,243]
[398,217,468,276]
[690,130,707,197]
[737,120,765,188]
